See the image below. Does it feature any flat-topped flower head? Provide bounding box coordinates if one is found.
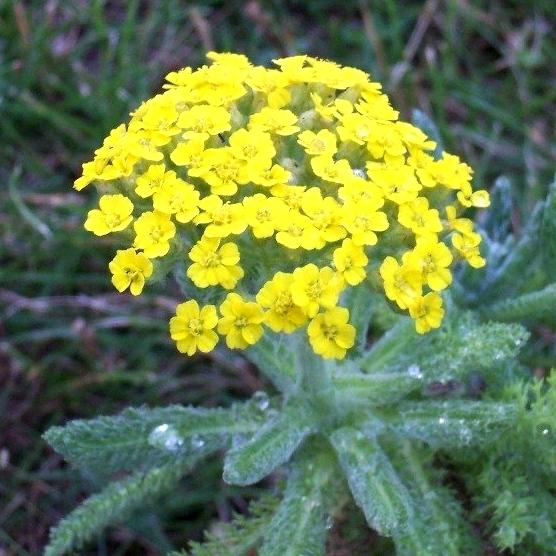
[76,52,489,355]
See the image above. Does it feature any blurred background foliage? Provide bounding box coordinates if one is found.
[0,0,554,554]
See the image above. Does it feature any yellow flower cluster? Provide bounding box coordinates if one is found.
[76,52,488,359]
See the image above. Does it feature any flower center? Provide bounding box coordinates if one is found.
[306,280,322,300]
[274,291,293,315]
[203,253,221,267]
[320,322,338,340]
[188,318,204,336]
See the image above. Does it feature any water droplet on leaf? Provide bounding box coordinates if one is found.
[407,364,423,379]
[148,423,184,451]
[191,435,205,449]
[252,391,270,411]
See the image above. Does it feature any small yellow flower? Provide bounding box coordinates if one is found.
[301,188,346,246]
[297,129,337,157]
[365,122,406,159]
[445,205,474,234]
[398,197,443,237]
[152,180,200,223]
[243,194,288,239]
[135,164,177,198]
[176,104,231,136]
[133,211,176,258]
[379,256,422,310]
[408,292,444,334]
[251,164,292,188]
[403,238,453,292]
[170,135,206,169]
[256,272,307,333]
[123,131,163,162]
[311,156,352,184]
[307,307,355,359]
[193,148,249,196]
[228,129,276,177]
[333,238,368,286]
[452,231,486,269]
[457,185,491,208]
[291,264,343,317]
[218,293,265,349]
[370,166,421,205]
[84,194,134,236]
[187,236,244,289]
[341,199,389,246]
[194,195,247,237]
[274,211,320,250]
[109,248,153,295]
[248,107,300,136]
[170,300,219,355]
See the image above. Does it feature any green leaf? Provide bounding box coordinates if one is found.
[482,176,513,243]
[223,401,317,486]
[183,494,280,556]
[385,400,517,448]
[390,441,481,556]
[484,283,556,325]
[259,446,340,556]
[480,203,544,301]
[360,317,416,374]
[540,176,556,276]
[333,371,423,407]
[329,427,414,535]
[472,456,556,553]
[44,402,265,475]
[361,312,529,383]
[45,455,206,556]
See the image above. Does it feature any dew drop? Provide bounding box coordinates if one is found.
[191,435,206,449]
[148,423,184,451]
[407,364,423,379]
[252,391,270,411]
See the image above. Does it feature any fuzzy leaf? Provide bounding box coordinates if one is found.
[361,312,529,383]
[390,441,482,556]
[44,402,264,475]
[480,203,544,302]
[472,456,556,553]
[484,283,556,324]
[183,494,280,556]
[360,318,415,374]
[540,177,556,276]
[45,454,210,556]
[260,446,340,556]
[329,427,414,535]
[223,401,317,486]
[333,371,423,406]
[482,176,513,243]
[385,400,517,448]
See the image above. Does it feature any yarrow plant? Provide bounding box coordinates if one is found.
[44,53,556,556]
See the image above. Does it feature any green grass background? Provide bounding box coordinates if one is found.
[0,1,554,554]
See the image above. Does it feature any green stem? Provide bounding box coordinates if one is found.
[296,334,336,416]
